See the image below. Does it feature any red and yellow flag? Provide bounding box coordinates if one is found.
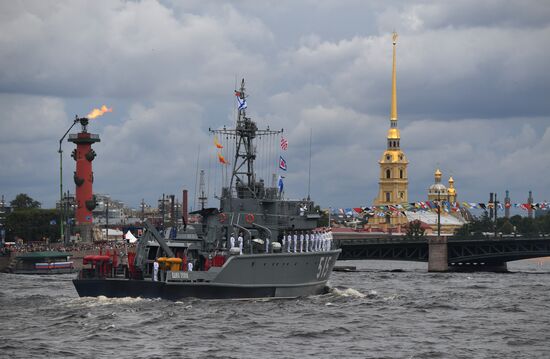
[217,152,228,164]
[214,136,223,149]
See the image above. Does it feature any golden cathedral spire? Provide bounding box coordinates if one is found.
[390,32,398,121]
[387,32,400,142]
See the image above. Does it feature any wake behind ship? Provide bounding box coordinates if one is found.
[73,79,340,300]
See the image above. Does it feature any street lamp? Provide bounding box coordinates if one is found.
[436,190,441,238]
[58,116,80,244]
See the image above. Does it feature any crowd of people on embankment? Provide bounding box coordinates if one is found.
[2,241,134,255]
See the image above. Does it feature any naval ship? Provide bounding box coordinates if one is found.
[73,79,341,300]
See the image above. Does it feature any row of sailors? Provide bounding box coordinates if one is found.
[228,229,334,255]
[281,229,333,253]
[229,234,276,255]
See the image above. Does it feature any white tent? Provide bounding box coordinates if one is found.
[125,230,138,243]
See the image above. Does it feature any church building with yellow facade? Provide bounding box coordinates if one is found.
[370,32,409,228]
[366,33,468,233]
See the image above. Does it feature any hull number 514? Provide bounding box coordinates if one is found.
[317,256,333,280]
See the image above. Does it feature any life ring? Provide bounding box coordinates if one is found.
[219,213,227,223]
[245,213,255,223]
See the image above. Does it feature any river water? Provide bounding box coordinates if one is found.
[1,259,549,359]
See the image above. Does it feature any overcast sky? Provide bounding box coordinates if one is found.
[1,0,549,211]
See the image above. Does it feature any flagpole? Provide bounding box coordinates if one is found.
[193,144,200,211]
[307,128,312,201]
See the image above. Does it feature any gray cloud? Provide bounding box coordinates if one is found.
[0,0,548,211]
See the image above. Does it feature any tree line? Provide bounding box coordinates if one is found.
[454,211,550,239]
[2,193,60,242]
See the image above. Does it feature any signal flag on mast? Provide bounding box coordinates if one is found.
[280,136,288,150]
[279,156,287,171]
[214,136,223,149]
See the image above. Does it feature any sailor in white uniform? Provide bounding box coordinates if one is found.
[265,238,270,253]
[153,260,159,281]
[287,233,292,253]
[299,231,304,253]
[238,233,243,255]
[282,232,287,251]
[293,231,298,253]
[230,233,236,250]
[188,261,193,272]
[305,232,309,252]
[328,228,333,250]
[316,231,321,251]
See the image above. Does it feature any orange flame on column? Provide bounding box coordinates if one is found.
[87,105,113,119]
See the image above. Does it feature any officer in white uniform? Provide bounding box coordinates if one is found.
[328,228,333,250]
[238,233,243,255]
[293,231,298,253]
[265,238,270,253]
[305,232,309,253]
[299,232,304,253]
[282,232,286,251]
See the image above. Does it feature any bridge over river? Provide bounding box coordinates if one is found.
[333,232,550,272]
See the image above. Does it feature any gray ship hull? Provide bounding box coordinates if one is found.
[73,250,341,300]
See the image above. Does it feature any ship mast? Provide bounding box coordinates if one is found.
[210,79,282,199]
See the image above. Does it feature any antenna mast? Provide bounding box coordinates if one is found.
[198,169,207,209]
[210,79,282,199]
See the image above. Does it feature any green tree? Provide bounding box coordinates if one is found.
[4,208,59,242]
[405,220,425,240]
[536,213,550,236]
[317,206,329,227]
[517,217,539,237]
[499,220,514,235]
[10,193,41,210]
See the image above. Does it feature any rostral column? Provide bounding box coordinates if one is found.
[68,118,100,225]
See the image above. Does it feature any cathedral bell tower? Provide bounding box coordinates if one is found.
[372,32,409,227]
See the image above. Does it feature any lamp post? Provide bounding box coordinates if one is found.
[436,190,441,238]
[58,116,80,244]
[494,193,498,238]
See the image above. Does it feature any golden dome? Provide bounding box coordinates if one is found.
[435,169,442,177]
[448,176,454,183]
[387,128,400,139]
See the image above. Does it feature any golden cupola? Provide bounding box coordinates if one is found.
[448,176,457,202]
[428,168,448,201]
